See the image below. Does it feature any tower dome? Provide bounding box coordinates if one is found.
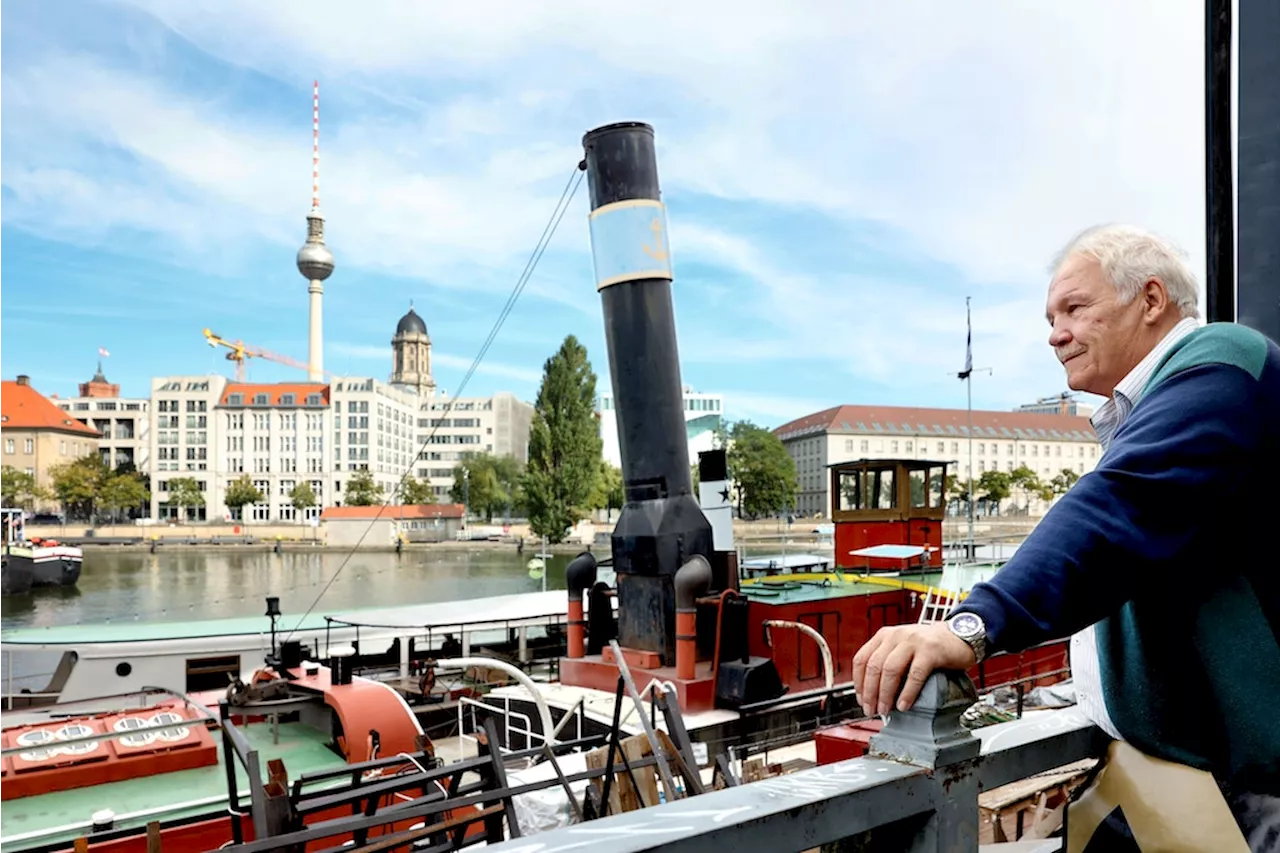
[396,307,427,336]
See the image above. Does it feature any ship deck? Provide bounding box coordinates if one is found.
[740,569,948,603]
[1,719,347,851]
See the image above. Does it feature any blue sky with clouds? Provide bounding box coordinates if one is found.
[2,0,1205,427]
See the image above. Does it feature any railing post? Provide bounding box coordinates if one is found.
[860,670,983,852]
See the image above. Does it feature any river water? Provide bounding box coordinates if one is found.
[1,546,586,692]
[0,546,574,632]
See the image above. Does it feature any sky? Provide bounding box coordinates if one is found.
[1,0,1208,428]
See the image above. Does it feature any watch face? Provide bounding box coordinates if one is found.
[950,613,981,638]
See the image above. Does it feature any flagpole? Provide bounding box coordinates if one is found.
[965,297,975,559]
[957,296,989,562]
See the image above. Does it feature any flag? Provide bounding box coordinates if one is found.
[958,298,973,380]
[98,347,111,358]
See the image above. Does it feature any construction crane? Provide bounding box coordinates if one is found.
[202,328,331,381]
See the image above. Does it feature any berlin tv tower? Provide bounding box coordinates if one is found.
[296,80,334,382]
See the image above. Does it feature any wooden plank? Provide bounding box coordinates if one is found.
[146,822,162,853]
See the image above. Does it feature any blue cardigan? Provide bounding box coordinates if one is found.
[953,323,1280,792]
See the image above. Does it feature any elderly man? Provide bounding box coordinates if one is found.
[851,224,1280,847]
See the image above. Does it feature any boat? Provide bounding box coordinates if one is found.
[0,646,483,853]
[0,590,600,709]
[2,508,83,593]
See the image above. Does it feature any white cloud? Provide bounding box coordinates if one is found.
[114,0,1206,291]
[329,342,541,385]
[432,353,542,385]
[722,391,837,425]
[4,1,1208,414]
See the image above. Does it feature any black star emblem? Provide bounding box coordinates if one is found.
[718,487,731,504]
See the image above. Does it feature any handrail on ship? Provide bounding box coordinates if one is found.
[480,670,1108,853]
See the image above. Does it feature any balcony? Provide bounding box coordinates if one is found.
[483,671,1106,853]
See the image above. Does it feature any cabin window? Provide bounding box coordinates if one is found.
[185,655,240,692]
[838,468,897,510]
[908,465,947,508]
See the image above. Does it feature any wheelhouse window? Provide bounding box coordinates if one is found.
[838,466,897,510]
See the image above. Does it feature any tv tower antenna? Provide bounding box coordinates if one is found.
[296,80,334,383]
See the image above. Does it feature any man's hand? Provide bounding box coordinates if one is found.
[851,623,978,717]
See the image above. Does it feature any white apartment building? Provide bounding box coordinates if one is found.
[218,381,331,522]
[415,392,535,500]
[148,375,228,521]
[55,365,150,472]
[331,378,419,503]
[598,387,723,471]
[774,404,1101,518]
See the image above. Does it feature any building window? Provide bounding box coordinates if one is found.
[4,439,12,454]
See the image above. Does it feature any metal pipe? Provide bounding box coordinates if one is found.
[674,556,712,680]
[564,552,598,659]
[711,589,742,683]
[763,620,834,694]
[436,656,556,745]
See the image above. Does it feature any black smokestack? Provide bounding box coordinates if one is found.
[582,122,714,665]
[583,122,692,501]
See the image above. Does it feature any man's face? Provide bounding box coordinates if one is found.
[1045,255,1149,397]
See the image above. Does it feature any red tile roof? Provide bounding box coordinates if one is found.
[1,380,101,437]
[320,504,466,521]
[220,383,330,407]
[773,404,1097,443]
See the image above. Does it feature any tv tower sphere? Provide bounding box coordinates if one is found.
[297,210,335,282]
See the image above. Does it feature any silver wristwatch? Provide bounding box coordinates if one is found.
[946,611,987,663]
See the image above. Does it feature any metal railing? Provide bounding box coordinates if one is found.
[482,670,1107,853]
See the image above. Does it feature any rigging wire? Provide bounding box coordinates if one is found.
[281,163,586,643]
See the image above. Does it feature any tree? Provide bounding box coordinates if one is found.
[400,476,436,505]
[976,470,1012,511]
[167,476,204,520]
[451,454,522,521]
[344,470,383,506]
[48,455,110,520]
[224,475,264,520]
[1,466,48,509]
[1008,465,1042,512]
[290,481,317,515]
[98,471,150,520]
[1050,468,1080,498]
[521,336,603,541]
[588,461,625,518]
[726,421,797,519]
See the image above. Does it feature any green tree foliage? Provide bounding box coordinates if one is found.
[399,476,436,505]
[521,336,603,542]
[98,470,150,519]
[289,481,317,512]
[450,453,522,521]
[588,461,625,516]
[1,466,48,509]
[343,470,383,506]
[224,475,264,519]
[167,476,205,519]
[726,421,797,519]
[976,470,1012,505]
[48,455,110,520]
[1050,468,1080,497]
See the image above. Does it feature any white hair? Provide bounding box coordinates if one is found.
[1050,224,1201,319]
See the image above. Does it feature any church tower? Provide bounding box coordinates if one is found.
[390,304,436,398]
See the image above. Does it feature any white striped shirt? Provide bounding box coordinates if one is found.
[1073,316,1201,740]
